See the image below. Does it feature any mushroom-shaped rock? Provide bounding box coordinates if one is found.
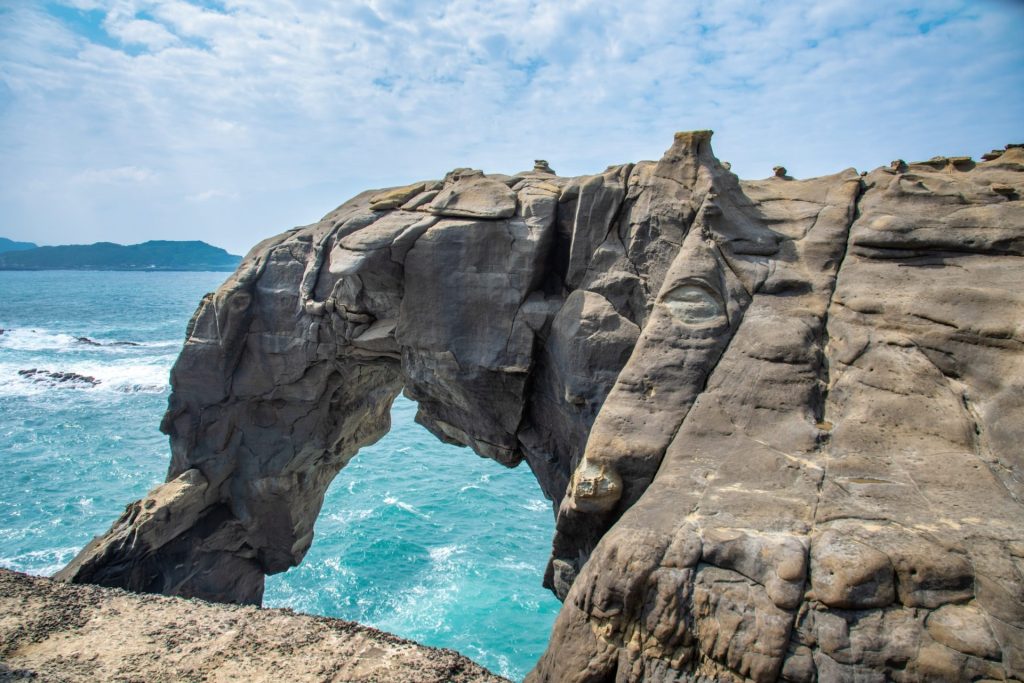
[533,159,555,174]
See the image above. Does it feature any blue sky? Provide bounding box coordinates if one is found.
[1,0,1022,255]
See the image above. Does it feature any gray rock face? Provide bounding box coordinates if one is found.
[58,132,1024,681]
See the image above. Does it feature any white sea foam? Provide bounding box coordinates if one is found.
[71,360,170,392]
[497,558,536,572]
[326,508,374,524]
[0,328,81,352]
[522,499,550,513]
[383,495,430,519]
[0,359,171,396]
[0,546,81,577]
[0,327,178,353]
[458,472,493,494]
[428,544,465,564]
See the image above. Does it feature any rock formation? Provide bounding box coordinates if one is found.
[0,568,503,682]
[18,368,101,387]
[57,131,1024,681]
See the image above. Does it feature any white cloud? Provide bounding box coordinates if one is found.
[71,165,157,185]
[0,0,1022,254]
[103,17,180,50]
[186,188,238,202]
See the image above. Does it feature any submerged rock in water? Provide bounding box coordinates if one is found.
[18,368,100,387]
[58,132,1024,682]
[75,335,140,347]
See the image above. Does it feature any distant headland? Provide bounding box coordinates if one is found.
[0,239,242,271]
[0,237,38,253]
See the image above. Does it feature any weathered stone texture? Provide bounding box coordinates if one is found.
[58,133,1024,681]
[0,568,504,682]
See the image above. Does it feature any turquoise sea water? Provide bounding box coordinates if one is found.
[0,271,560,681]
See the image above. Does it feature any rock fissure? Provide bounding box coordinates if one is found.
[57,132,1024,682]
[817,176,865,421]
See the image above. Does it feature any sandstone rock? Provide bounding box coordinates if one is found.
[401,189,439,210]
[926,603,1001,660]
[520,160,556,176]
[0,569,503,682]
[369,181,430,210]
[809,530,895,610]
[428,174,517,219]
[59,131,1024,682]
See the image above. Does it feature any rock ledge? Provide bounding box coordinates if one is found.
[0,568,504,682]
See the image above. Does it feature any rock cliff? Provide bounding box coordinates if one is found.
[57,132,1024,681]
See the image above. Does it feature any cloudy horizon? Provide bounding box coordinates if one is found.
[1,0,1022,255]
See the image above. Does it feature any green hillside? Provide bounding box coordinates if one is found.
[0,237,38,254]
[0,240,241,271]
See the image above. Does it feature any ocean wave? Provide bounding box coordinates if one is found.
[382,495,431,519]
[0,360,171,396]
[428,544,465,565]
[0,327,177,353]
[0,328,81,352]
[458,472,494,494]
[522,499,550,513]
[325,508,374,525]
[496,558,536,572]
[0,546,82,577]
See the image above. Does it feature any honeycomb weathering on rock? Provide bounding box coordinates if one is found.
[58,131,1024,681]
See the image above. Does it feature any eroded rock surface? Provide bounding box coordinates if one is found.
[58,132,1024,681]
[0,568,503,682]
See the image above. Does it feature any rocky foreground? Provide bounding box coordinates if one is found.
[0,569,504,682]
[56,132,1023,681]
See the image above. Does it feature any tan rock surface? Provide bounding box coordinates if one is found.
[0,569,504,682]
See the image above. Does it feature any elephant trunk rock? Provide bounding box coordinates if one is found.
[60,133,1024,682]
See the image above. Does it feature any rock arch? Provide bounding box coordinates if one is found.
[58,133,1024,681]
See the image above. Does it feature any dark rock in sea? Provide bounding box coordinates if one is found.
[74,336,141,347]
[18,368,100,387]
[57,132,1024,682]
[17,370,99,387]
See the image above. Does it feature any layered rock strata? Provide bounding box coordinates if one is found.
[58,132,1024,681]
